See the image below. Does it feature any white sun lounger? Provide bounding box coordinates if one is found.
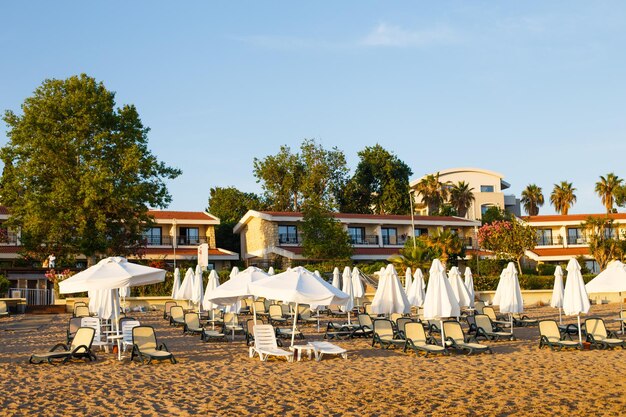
[309,341,347,361]
[249,324,294,362]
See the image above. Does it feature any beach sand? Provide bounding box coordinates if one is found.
[1,304,625,416]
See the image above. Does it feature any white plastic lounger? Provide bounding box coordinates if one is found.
[309,341,347,361]
[249,324,294,362]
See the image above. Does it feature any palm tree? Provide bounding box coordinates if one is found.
[550,181,577,215]
[423,230,463,268]
[521,184,544,216]
[595,173,623,214]
[449,181,475,218]
[414,173,447,215]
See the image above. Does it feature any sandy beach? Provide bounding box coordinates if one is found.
[1,304,625,417]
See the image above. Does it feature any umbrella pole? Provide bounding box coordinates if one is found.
[577,314,582,345]
[347,311,351,325]
[291,302,298,347]
[559,308,562,325]
[510,314,513,335]
[252,297,257,326]
[440,319,445,348]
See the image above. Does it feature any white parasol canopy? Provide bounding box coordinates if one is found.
[205,266,269,307]
[550,265,565,324]
[464,267,475,307]
[492,265,511,306]
[230,266,240,279]
[371,264,410,315]
[202,269,221,311]
[341,269,355,323]
[332,267,341,290]
[314,270,321,278]
[171,267,181,299]
[448,266,472,308]
[341,267,352,294]
[88,289,120,321]
[585,260,626,295]
[406,269,425,308]
[191,265,204,310]
[268,266,275,276]
[176,268,195,301]
[493,262,523,333]
[404,267,413,293]
[351,267,365,299]
[59,257,165,293]
[414,268,426,290]
[563,259,590,343]
[423,259,460,346]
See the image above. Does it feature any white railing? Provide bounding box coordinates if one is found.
[8,288,55,305]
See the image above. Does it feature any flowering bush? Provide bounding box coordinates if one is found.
[478,220,536,274]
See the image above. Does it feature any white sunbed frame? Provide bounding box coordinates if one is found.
[309,341,347,361]
[249,324,294,362]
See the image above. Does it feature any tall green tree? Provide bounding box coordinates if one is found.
[253,139,347,211]
[521,184,544,216]
[477,220,536,274]
[206,186,265,252]
[481,206,513,225]
[340,144,412,215]
[582,216,622,269]
[0,74,180,264]
[300,202,352,260]
[595,173,623,214]
[550,181,577,215]
[449,181,475,218]
[414,172,448,215]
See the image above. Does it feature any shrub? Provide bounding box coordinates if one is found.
[0,275,9,296]
[536,263,556,276]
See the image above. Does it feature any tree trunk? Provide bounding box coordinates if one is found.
[516,257,523,276]
[87,256,98,267]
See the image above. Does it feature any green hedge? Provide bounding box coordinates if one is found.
[473,274,596,291]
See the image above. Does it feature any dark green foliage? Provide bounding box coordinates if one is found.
[470,257,508,276]
[0,74,180,262]
[536,263,556,276]
[481,206,513,225]
[0,275,10,295]
[300,202,352,260]
[433,204,458,217]
[340,144,412,215]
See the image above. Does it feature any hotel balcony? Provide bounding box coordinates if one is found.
[143,236,211,247]
[536,236,563,246]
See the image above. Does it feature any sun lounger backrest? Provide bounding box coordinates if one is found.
[358,314,373,328]
[164,301,177,314]
[70,327,95,353]
[585,318,608,339]
[253,324,278,350]
[538,320,560,342]
[365,304,374,316]
[74,305,90,318]
[269,305,283,319]
[170,306,184,321]
[475,315,493,333]
[254,301,266,314]
[133,326,157,350]
[474,301,485,314]
[280,304,290,315]
[0,301,6,314]
[397,317,413,334]
[185,313,201,329]
[80,317,102,343]
[482,307,497,321]
[443,321,465,343]
[373,319,394,338]
[404,322,427,344]
[224,312,238,326]
[68,317,83,336]
[122,320,141,344]
[390,313,402,323]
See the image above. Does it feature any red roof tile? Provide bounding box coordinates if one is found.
[141,248,231,256]
[523,213,626,222]
[279,246,401,256]
[529,247,590,257]
[0,206,9,215]
[149,210,218,221]
[0,246,21,253]
[261,211,474,223]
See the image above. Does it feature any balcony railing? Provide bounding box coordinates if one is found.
[463,237,475,248]
[279,233,301,245]
[567,236,588,245]
[536,236,563,246]
[350,235,379,245]
[143,236,211,247]
[0,233,20,246]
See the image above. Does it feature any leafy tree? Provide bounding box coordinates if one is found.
[550,181,577,215]
[206,186,265,252]
[414,172,448,215]
[300,202,352,260]
[595,173,623,214]
[477,220,536,274]
[340,144,412,215]
[582,216,622,269]
[481,206,513,225]
[449,181,475,218]
[433,204,458,217]
[616,185,626,208]
[389,237,436,272]
[0,74,180,264]
[521,184,544,216]
[422,230,464,267]
[253,139,347,211]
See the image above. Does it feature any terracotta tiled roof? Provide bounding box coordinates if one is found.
[529,247,590,257]
[279,246,402,256]
[0,246,21,253]
[523,213,626,222]
[260,211,475,223]
[0,206,9,215]
[149,210,218,221]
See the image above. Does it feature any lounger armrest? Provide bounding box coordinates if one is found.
[50,343,70,352]
[70,345,91,355]
[607,330,618,338]
[465,335,480,343]
[157,343,170,352]
[426,335,437,345]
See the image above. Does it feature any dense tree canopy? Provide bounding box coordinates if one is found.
[477,220,536,274]
[340,144,412,215]
[300,202,352,260]
[0,74,181,263]
[414,172,448,215]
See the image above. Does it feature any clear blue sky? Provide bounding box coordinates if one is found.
[2,2,625,214]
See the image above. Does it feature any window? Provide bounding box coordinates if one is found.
[381,228,397,245]
[348,227,366,244]
[567,228,583,244]
[207,263,215,271]
[536,229,553,246]
[179,227,199,245]
[481,204,495,215]
[278,225,298,244]
[414,228,428,237]
[604,227,617,239]
[480,185,495,192]
[143,227,162,245]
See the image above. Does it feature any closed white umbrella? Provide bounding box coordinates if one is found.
[464,267,475,308]
[550,266,565,324]
[351,267,365,300]
[448,266,472,310]
[171,268,181,299]
[314,270,321,278]
[406,270,425,308]
[230,266,240,279]
[564,259,591,344]
[404,267,413,293]
[249,266,349,346]
[268,267,275,276]
[414,268,425,290]
[341,267,352,294]
[492,265,510,306]
[494,262,524,334]
[341,270,355,324]
[192,265,204,311]
[202,269,221,327]
[371,264,410,315]
[177,267,195,308]
[332,267,341,290]
[423,259,460,346]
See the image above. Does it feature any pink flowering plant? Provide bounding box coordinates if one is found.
[478,220,536,275]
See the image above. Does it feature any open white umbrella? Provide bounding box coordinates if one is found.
[406,270,425,309]
[493,262,523,334]
[464,267,475,308]
[249,266,349,346]
[564,259,590,344]
[404,267,413,293]
[414,268,426,290]
[550,266,565,324]
[171,268,181,299]
[268,267,275,276]
[423,259,460,346]
[351,267,365,303]
[341,267,352,294]
[332,267,341,290]
[448,266,472,310]
[191,265,204,312]
[371,264,410,315]
[585,260,626,333]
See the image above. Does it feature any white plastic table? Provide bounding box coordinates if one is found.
[289,344,315,361]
